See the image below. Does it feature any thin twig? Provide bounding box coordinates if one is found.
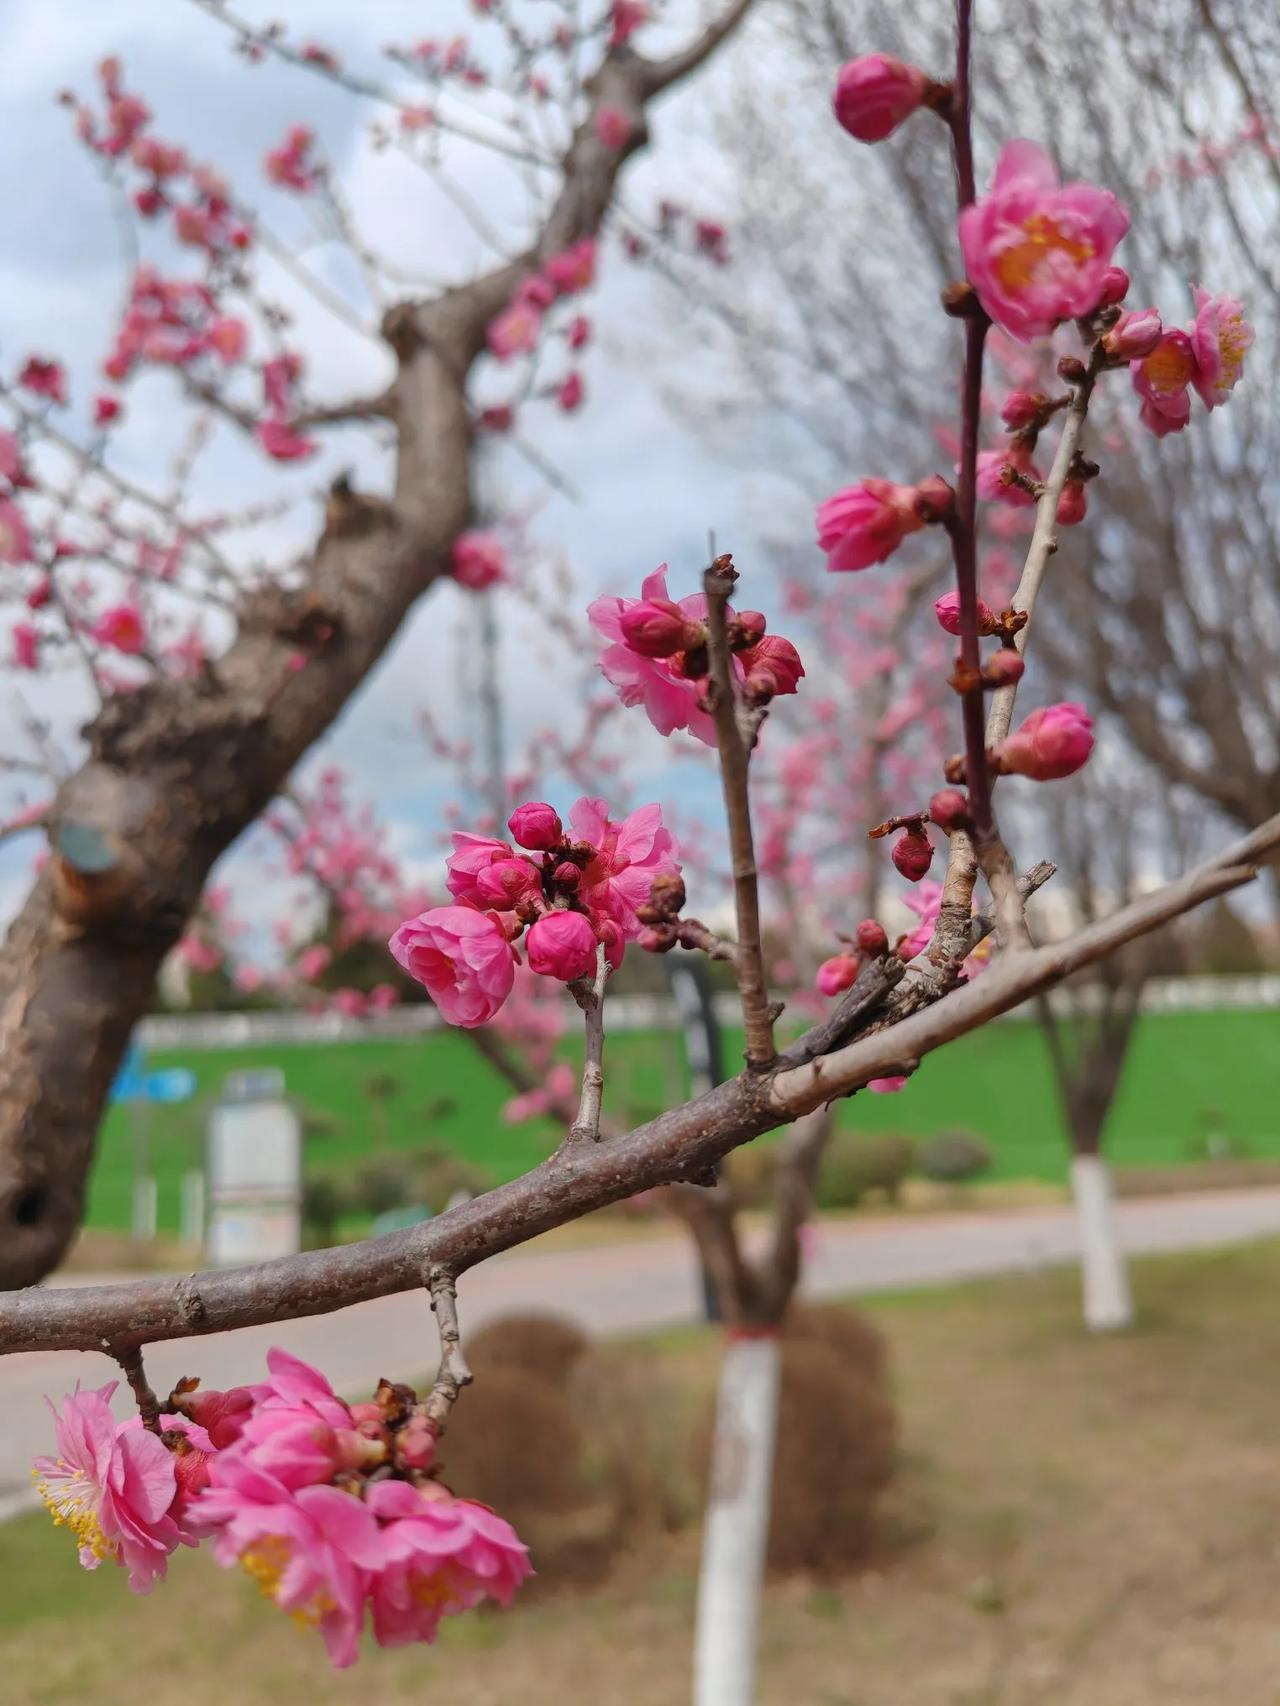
[421,1266,472,1430]
[566,941,608,1142]
[703,554,775,1068]
[114,1346,162,1433]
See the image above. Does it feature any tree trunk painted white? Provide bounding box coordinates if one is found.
[694,1332,781,1706]
[1070,1154,1134,1331]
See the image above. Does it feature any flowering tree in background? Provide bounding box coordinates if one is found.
[5,0,1280,1695]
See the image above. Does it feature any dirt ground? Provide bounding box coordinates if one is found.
[9,1238,1280,1704]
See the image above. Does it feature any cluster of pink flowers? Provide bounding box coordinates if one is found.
[36,1350,530,1668]
[0,425,34,569]
[264,123,320,193]
[588,565,805,743]
[487,238,597,363]
[258,353,316,462]
[390,795,680,1027]
[1127,286,1252,435]
[103,268,247,384]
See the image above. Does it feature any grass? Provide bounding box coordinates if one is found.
[86,1008,1280,1234]
[11,1237,1280,1703]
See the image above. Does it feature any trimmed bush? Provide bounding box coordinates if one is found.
[466,1312,591,1392]
[916,1129,993,1184]
[414,1146,494,1213]
[783,1301,888,1385]
[815,1132,916,1209]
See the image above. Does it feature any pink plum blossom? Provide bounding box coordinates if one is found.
[595,106,632,149]
[18,356,68,404]
[13,623,39,670]
[364,1480,531,1649]
[544,238,596,294]
[526,910,598,981]
[487,299,542,360]
[451,531,505,590]
[958,140,1130,340]
[816,479,925,572]
[258,419,317,461]
[0,497,33,565]
[833,55,928,144]
[934,589,995,635]
[1103,307,1162,360]
[570,795,680,946]
[976,447,1040,507]
[33,1382,190,1592]
[994,701,1094,780]
[264,123,318,192]
[1130,328,1197,429]
[92,604,146,655]
[816,954,858,996]
[1189,287,1253,408]
[557,371,585,412]
[389,905,516,1026]
[588,564,718,742]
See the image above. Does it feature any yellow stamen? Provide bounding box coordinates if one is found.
[34,1464,115,1563]
[240,1537,336,1629]
[995,214,1095,291]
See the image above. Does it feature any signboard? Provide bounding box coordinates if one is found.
[206,1075,301,1267]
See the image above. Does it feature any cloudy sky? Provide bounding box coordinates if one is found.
[0,0,817,938]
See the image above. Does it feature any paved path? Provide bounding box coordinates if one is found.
[7,1186,1280,1517]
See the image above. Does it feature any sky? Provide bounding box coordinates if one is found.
[0,0,811,941]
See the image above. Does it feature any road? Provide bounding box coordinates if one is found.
[6,1185,1280,1518]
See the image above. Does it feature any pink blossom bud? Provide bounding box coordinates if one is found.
[817,478,924,572]
[816,954,859,996]
[395,1412,437,1472]
[854,919,889,957]
[1000,390,1047,429]
[934,589,995,636]
[508,800,563,850]
[618,597,691,657]
[928,787,969,830]
[452,530,505,591]
[994,701,1095,781]
[985,649,1025,685]
[178,1385,257,1450]
[474,857,542,907]
[742,634,805,699]
[1103,307,1162,360]
[1095,265,1129,308]
[833,55,929,144]
[638,924,676,953]
[733,610,767,647]
[892,826,934,882]
[912,474,955,523]
[526,910,598,981]
[1056,480,1088,526]
[553,861,581,891]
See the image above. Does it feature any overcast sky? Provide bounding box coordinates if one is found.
[0,1,813,937]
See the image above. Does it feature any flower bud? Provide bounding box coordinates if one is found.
[395,1412,437,1472]
[1103,306,1162,361]
[731,609,767,648]
[474,857,543,906]
[993,701,1094,781]
[526,910,598,981]
[912,474,955,523]
[638,923,677,953]
[934,589,995,636]
[834,54,929,143]
[892,826,934,881]
[1056,354,1087,384]
[1056,480,1088,526]
[618,597,692,657]
[742,634,805,700]
[553,860,581,891]
[1000,390,1048,430]
[928,787,969,832]
[854,918,889,957]
[1095,265,1129,308]
[816,954,859,996]
[984,649,1025,686]
[507,800,563,850]
[648,871,687,915]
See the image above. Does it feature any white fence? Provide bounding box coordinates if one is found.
[137,975,1278,1053]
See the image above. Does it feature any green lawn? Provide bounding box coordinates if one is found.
[87,1009,1280,1235]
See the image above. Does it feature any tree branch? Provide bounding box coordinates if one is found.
[566,943,608,1143]
[703,555,775,1068]
[3,816,1273,1358]
[421,1266,472,1431]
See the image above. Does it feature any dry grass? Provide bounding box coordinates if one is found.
[11,1239,1280,1703]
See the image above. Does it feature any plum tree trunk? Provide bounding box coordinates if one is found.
[694,1331,781,1706]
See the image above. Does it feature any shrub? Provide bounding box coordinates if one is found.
[441,1366,584,1516]
[815,1131,915,1209]
[414,1146,494,1213]
[765,1341,897,1571]
[466,1312,591,1391]
[301,1174,349,1247]
[353,1160,414,1216]
[726,1142,779,1209]
[783,1302,888,1385]
[916,1130,993,1184]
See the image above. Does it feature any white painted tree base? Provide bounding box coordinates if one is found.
[1071,1154,1134,1331]
[693,1333,781,1706]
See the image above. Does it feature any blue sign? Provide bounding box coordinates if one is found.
[111,1045,148,1104]
[145,1068,198,1105]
